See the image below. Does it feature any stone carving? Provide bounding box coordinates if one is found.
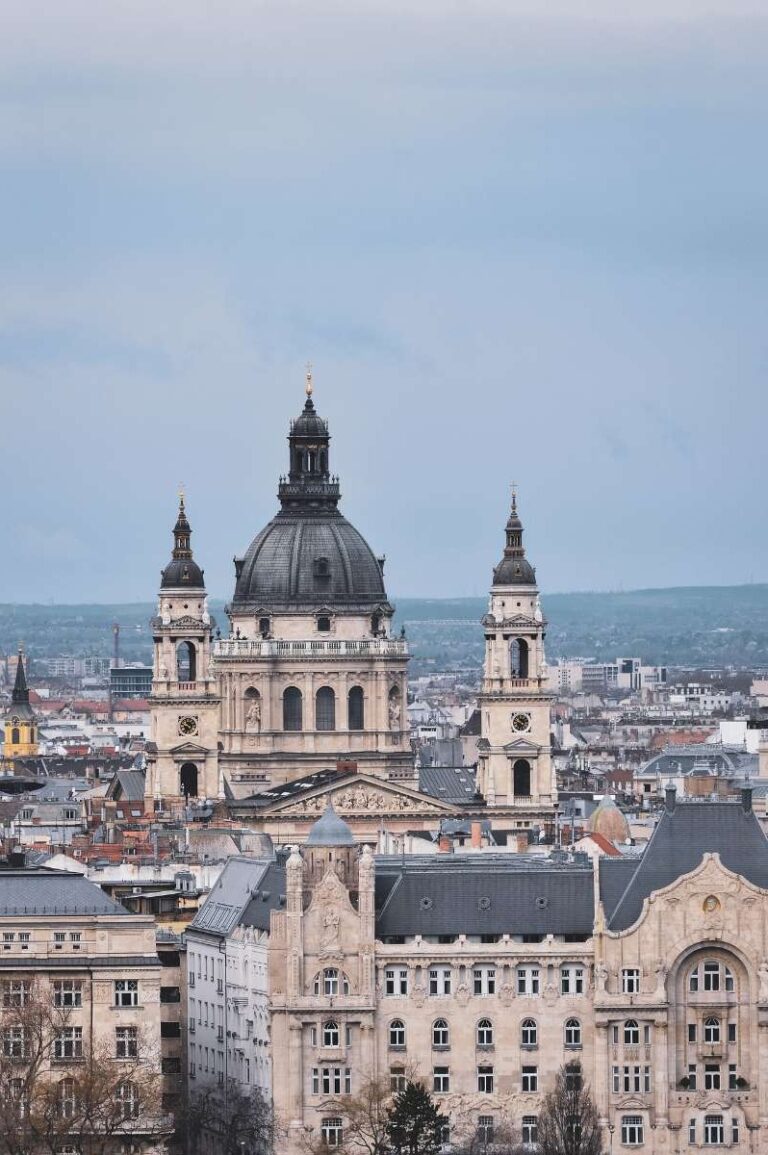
[245,700,262,732]
[321,907,341,954]
[388,696,401,730]
[759,960,768,1002]
[595,962,609,993]
[288,788,424,816]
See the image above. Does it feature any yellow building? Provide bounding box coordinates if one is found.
[3,648,38,758]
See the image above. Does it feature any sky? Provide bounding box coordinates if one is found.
[1,0,766,602]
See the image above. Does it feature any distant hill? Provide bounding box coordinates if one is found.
[0,584,766,673]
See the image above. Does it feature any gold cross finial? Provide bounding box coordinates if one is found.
[305,362,313,397]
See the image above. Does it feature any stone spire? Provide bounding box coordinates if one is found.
[160,493,205,589]
[492,488,536,586]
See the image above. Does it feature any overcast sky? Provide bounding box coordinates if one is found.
[1,1,766,602]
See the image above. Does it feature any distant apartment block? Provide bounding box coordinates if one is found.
[111,665,153,700]
[549,656,667,695]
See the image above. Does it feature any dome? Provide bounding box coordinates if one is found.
[492,493,537,587]
[160,497,205,590]
[306,802,356,847]
[588,796,630,843]
[233,512,387,610]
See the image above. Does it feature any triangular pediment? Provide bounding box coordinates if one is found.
[254,772,459,818]
[502,737,541,755]
[170,741,210,756]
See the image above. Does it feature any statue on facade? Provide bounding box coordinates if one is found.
[246,699,262,732]
[388,696,401,730]
[321,906,341,953]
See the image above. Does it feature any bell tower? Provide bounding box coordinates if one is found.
[476,491,557,823]
[144,495,221,813]
[3,648,38,759]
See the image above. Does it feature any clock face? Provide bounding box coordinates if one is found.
[178,716,198,737]
[512,712,531,733]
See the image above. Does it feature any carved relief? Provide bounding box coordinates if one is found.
[281,787,428,817]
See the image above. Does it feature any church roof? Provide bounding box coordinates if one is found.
[305,801,356,847]
[492,492,536,586]
[160,495,205,590]
[7,650,34,720]
[232,386,389,612]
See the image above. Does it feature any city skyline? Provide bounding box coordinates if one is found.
[1,0,766,602]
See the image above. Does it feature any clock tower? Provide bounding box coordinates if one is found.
[476,492,557,825]
[144,496,221,813]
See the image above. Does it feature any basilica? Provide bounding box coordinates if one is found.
[144,374,557,837]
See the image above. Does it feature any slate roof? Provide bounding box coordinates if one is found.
[375,854,594,937]
[107,770,146,802]
[0,870,129,916]
[418,764,480,805]
[602,794,768,931]
[638,744,757,779]
[190,856,281,937]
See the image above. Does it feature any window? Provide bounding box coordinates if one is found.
[317,1068,351,1095]
[317,616,332,633]
[54,1028,83,1062]
[689,1120,697,1144]
[59,1078,77,1119]
[114,979,138,1007]
[314,969,350,997]
[19,933,29,951]
[432,1019,450,1048]
[620,1066,650,1093]
[161,1022,181,1038]
[624,1020,640,1046]
[621,1116,644,1146]
[704,1064,721,1091]
[517,966,540,995]
[732,1118,740,1144]
[688,1023,697,1043]
[522,1116,538,1146]
[115,1081,139,1120]
[429,967,452,996]
[691,961,734,994]
[477,1019,494,1047]
[521,1018,538,1047]
[321,1118,343,1148]
[2,932,14,950]
[560,965,585,995]
[473,966,496,996]
[53,932,66,946]
[704,1017,721,1044]
[477,1064,494,1093]
[522,1065,538,1092]
[565,1064,582,1092]
[385,967,408,996]
[3,1027,26,1059]
[390,1066,407,1092]
[728,1064,737,1090]
[283,686,303,731]
[687,1064,697,1090]
[258,616,271,638]
[53,980,82,1009]
[389,1019,406,1048]
[433,1066,450,1093]
[160,986,181,1003]
[322,1021,340,1048]
[315,687,336,731]
[565,1018,582,1047]
[478,1117,494,1144]
[612,1066,620,1094]
[622,968,640,994]
[2,980,30,1008]
[728,1022,737,1044]
[704,1115,724,1145]
[116,1027,138,1060]
[348,686,365,731]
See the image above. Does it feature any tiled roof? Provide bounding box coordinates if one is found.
[418,764,479,805]
[0,870,129,916]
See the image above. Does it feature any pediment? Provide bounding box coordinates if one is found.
[261,773,458,818]
[170,741,210,756]
[171,615,204,629]
[502,738,541,756]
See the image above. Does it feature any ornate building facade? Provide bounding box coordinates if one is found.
[477,493,557,824]
[268,788,768,1154]
[146,379,411,810]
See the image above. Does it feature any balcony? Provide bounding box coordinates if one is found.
[214,638,408,659]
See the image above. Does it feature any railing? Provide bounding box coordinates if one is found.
[214,638,408,658]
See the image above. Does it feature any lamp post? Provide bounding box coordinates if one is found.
[607,1121,615,1153]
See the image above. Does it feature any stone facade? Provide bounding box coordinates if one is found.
[269,793,768,1154]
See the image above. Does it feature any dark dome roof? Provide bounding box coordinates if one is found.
[233,511,388,610]
[306,802,356,847]
[492,555,536,585]
[161,558,205,590]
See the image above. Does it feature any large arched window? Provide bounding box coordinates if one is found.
[176,640,196,682]
[283,687,303,731]
[513,759,531,797]
[565,1018,582,1047]
[180,763,198,799]
[322,1021,340,1048]
[521,1018,537,1047]
[348,686,365,731]
[704,1017,721,1044]
[316,687,336,731]
[432,1019,450,1048]
[510,638,529,678]
[477,1019,493,1047]
[623,1020,640,1046]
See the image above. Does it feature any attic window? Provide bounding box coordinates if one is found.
[478,897,491,911]
[317,615,331,633]
[535,897,548,909]
[313,558,330,581]
[420,897,434,911]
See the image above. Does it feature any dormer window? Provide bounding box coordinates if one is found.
[258,617,271,639]
[313,558,330,582]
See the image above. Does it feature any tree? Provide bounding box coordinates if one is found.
[386,1080,447,1155]
[0,978,167,1155]
[183,1083,275,1155]
[537,1063,604,1155]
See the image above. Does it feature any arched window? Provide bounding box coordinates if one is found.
[316,687,336,731]
[180,763,198,799]
[348,686,365,731]
[513,759,531,797]
[10,728,19,745]
[477,1019,493,1047]
[704,1017,721,1044]
[565,1018,582,1047]
[389,1020,406,1048]
[521,1018,538,1047]
[313,970,350,997]
[623,1020,640,1046]
[176,640,196,682]
[322,1021,339,1048]
[432,1019,450,1048]
[510,638,529,678]
[283,687,303,731]
[689,960,735,994]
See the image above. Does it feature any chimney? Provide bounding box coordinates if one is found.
[665,785,677,813]
[742,786,753,814]
[438,834,453,853]
[470,821,482,849]
[515,833,529,854]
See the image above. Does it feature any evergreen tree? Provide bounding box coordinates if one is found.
[386,1080,447,1155]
